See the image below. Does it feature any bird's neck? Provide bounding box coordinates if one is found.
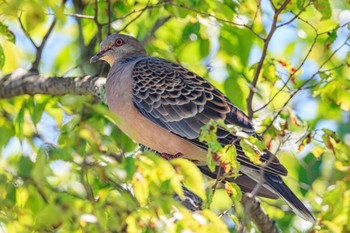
[108,56,146,81]
[119,55,147,64]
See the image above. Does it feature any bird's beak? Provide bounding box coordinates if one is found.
[90,50,107,63]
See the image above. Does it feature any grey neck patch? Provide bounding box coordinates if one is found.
[119,55,146,64]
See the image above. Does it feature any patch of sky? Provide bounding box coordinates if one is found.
[293,91,318,121]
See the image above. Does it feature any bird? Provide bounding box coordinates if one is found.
[90,33,316,223]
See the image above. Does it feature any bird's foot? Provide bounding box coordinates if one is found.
[160,152,184,160]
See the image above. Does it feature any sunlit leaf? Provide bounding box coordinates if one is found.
[132,172,149,207]
[311,145,325,158]
[325,30,337,50]
[224,182,242,202]
[171,158,206,200]
[312,0,332,20]
[0,22,15,43]
[0,44,5,69]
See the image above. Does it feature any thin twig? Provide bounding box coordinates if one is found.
[252,4,348,115]
[142,16,172,44]
[31,18,57,72]
[106,0,111,35]
[251,0,261,25]
[262,40,349,134]
[46,12,95,19]
[168,3,264,40]
[18,14,38,48]
[93,0,102,42]
[269,0,276,11]
[277,2,311,28]
[18,13,57,73]
[254,35,319,113]
[82,167,95,202]
[117,8,148,33]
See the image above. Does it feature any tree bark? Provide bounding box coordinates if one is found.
[0,69,106,101]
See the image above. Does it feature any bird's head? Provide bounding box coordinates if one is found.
[90,34,147,66]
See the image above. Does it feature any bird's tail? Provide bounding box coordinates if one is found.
[199,165,316,222]
[263,174,316,223]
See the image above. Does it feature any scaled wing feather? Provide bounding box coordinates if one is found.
[131,57,287,176]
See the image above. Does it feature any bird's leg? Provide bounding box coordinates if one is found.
[160,152,184,160]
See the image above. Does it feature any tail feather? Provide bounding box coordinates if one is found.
[264,174,316,223]
[199,165,316,223]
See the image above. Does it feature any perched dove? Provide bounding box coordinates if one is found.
[90,34,315,223]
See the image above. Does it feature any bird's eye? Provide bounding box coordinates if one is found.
[115,38,124,47]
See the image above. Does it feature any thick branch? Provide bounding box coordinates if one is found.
[241,194,281,233]
[0,69,106,101]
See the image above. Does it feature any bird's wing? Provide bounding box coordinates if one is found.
[132,57,287,176]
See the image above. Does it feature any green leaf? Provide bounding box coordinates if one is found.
[325,30,337,50]
[206,149,216,172]
[15,103,25,140]
[297,0,303,10]
[18,156,33,177]
[245,136,267,151]
[35,205,62,230]
[228,213,241,228]
[0,44,4,69]
[312,0,332,20]
[314,79,350,111]
[203,188,214,209]
[27,98,47,125]
[311,145,325,158]
[60,115,81,134]
[170,158,206,200]
[46,107,64,127]
[239,139,261,165]
[132,172,149,207]
[224,182,242,202]
[25,185,46,214]
[182,22,200,41]
[346,51,350,67]
[0,22,15,43]
[221,145,240,173]
[225,66,246,111]
[32,148,51,183]
[124,157,136,180]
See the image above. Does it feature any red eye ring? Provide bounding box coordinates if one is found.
[115,38,124,47]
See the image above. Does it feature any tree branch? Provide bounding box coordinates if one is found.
[31,18,57,73]
[0,69,106,101]
[246,0,291,119]
[240,194,281,233]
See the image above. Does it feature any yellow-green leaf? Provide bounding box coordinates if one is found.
[312,0,332,20]
[239,139,261,165]
[224,182,242,202]
[133,172,149,206]
[0,44,5,69]
[311,145,325,158]
[170,158,206,200]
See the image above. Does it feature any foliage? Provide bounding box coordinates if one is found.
[0,0,349,232]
